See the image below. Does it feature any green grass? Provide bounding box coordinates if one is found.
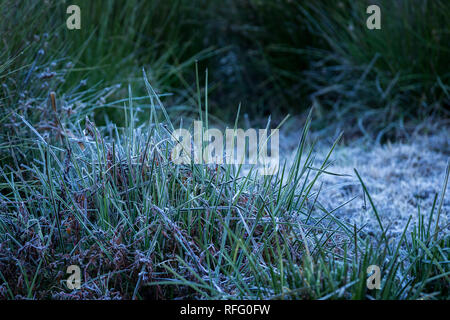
[3,0,448,129]
[0,72,448,299]
[293,0,450,138]
[200,0,449,136]
[0,0,448,300]
[0,0,216,127]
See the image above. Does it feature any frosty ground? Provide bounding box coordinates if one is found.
[279,124,449,239]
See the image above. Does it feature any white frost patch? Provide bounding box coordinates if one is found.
[281,128,449,238]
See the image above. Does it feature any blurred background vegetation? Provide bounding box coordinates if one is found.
[1,0,449,138]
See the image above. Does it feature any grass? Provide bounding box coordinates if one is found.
[0,0,448,300]
[203,0,450,136]
[293,0,450,138]
[0,71,448,299]
[0,0,216,127]
[3,1,448,129]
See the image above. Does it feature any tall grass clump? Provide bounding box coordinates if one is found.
[3,0,447,134]
[213,0,450,136]
[0,0,217,186]
[190,0,449,136]
[0,0,215,128]
[0,72,448,299]
[294,0,450,139]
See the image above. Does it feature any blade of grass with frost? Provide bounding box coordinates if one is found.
[290,132,342,219]
[143,69,175,133]
[381,216,412,299]
[434,162,449,241]
[354,168,389,249]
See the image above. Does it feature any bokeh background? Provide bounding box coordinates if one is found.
[2,0,449,138]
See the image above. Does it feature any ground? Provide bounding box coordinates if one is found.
[280,124,449,239]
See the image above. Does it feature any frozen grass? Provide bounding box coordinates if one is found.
[196,0,450,131]
[1,0,448,300]
[3,0,448,127]
[316,131,449,238]
[0,75,448,299]
[279,122,449,240]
